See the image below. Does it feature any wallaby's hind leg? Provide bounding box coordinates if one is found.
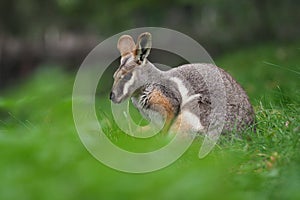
[170,110,205,136]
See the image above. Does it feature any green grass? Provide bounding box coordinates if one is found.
[0,41,299,200]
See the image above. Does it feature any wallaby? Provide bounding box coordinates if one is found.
[110,32,255,134]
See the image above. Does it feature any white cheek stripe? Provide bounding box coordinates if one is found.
[123,72,135,95]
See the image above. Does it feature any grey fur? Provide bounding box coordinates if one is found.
[110,33,255,134]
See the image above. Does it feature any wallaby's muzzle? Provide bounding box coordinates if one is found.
[109,91,115,101]
[109,91,121,104]
[109,90,125,104]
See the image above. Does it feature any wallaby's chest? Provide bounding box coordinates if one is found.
[131,84,179,124]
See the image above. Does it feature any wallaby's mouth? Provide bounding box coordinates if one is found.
[109,91,125,104]
[111,98,122,104]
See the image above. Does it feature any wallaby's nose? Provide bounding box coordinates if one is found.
[109,92,115,100]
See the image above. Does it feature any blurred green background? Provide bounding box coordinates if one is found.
[0,0,300,199]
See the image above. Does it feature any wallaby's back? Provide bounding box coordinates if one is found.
[165,63,255,132]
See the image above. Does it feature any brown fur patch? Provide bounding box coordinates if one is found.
[148,89,175,132]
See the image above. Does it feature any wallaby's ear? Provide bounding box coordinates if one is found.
[136,32,152,62]
[117,35,136,56]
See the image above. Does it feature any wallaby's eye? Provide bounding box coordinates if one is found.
[122,73,132,81]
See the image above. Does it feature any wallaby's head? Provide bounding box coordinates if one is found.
[110,32,152,103]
